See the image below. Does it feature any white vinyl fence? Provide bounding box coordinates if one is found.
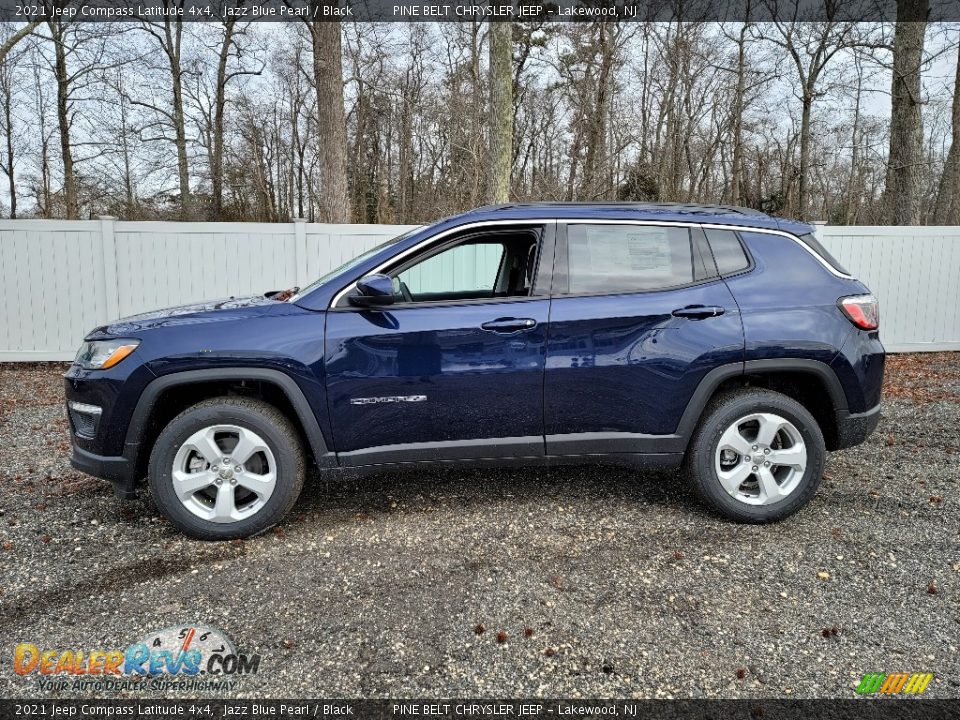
[0,217,957,361]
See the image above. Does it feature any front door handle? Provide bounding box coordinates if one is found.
[481,317,538,334]
[672,305,726,319]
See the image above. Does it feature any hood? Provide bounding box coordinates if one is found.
[89,295,299,337]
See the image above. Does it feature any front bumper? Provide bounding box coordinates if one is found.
[70,444,139,499]
[834,403,881,450]
[64,361,156,499]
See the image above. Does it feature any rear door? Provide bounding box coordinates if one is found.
[543,222,744,455]
[324,222,554,465]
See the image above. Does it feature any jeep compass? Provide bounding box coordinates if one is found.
[64,203,884,539]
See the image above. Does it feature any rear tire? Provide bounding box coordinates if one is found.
[685,388,825,523]
[148,397,305,540]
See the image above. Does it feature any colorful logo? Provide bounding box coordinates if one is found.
[856,672,934,695]
[14,624,260,679]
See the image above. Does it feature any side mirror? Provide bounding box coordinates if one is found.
[349,273,395,307]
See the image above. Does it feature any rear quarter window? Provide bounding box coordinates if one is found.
[796,232,850,275]
[704,229,751,275]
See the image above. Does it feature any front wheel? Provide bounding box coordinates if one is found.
[148,397,305,540]
[685,388,825,523]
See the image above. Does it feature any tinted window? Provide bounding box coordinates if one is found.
[565,224,699,294]
[692,228,719,281]
[796,232,849,275]
[705,229,750,275]
[397,241,505,296]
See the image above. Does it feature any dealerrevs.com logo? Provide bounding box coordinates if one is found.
[13,624,261,692]
[856,672,934,695]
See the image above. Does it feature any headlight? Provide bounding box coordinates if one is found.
[74,339,140,370]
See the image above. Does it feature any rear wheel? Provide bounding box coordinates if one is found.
[148,397,305,540]
[685,389,825,523]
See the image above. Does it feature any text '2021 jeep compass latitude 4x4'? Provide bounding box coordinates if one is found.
[65,203,884,539]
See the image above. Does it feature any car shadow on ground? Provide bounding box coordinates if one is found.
[292,462,695,519]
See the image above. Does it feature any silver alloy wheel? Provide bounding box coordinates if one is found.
[714,412,808,506]
[171,424,277,523]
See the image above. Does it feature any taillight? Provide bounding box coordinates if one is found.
[838,294,879,330]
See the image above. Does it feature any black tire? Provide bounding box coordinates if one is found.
[684,388,825,523]
[148,396,305,540]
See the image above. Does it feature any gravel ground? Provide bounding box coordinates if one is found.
[0,355,957,700]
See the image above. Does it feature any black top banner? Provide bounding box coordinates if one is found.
[0,0,958,23]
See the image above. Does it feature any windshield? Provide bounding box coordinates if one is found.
[288,228,419,303]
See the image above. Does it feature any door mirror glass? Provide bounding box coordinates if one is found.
[350,274,395,307]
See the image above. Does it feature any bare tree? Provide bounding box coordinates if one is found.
[754,6,875,218]
[935,39,960,224]
[305,8,349,223]
[883,0,929,225]
[0,28,28,217]
[487,19,512,203]
[0,20,43,66]
[137,4,194,219]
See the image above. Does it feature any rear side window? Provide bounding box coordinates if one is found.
[796,232,849,275]
[564,224,707,294]
[705,229,751,275]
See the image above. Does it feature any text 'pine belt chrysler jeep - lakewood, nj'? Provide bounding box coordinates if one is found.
[65,202,884,539]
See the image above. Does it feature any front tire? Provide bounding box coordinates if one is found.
[148,397,305,540]
[685,388,825,523]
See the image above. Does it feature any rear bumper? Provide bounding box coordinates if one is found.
[70,444,138,499]
[834,403,881,450]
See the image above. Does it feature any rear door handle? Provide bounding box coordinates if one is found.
[672,305,726,319]
[481,317,538,334]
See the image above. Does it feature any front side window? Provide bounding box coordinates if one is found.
[564,224,704,294]
[397,241,505,297]
[388,227,542,304]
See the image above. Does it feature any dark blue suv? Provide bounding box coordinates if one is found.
[65,203,884,539]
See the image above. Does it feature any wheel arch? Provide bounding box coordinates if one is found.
[126,368,335,481]
[678,359,848,451]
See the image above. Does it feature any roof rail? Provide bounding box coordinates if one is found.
[472,201,768,217]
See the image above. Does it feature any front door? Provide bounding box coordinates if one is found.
[325,223,553,466]
[544,222,745,455]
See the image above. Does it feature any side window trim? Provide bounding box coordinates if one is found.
[691,226,719,281]
[522,220,555,298]
[552,221,570,295]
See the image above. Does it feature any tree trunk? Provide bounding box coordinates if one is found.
[935,40,960,224]
[1,64,16,218]
[310,15,350,223]
[164,19,192,220]
[487,19,512,203]
[117,74,136,217]
[846,60,864,225]
[884,0,928,225]
[211,20,236,220]
[797,92,812,220]
[730,24,748,206]
[50,21,77,219]
[582,24,613,200]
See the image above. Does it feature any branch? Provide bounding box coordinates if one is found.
[0,20,42,65]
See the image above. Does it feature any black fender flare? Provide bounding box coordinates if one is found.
[675,358,848,441]
[124,368,336,469]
